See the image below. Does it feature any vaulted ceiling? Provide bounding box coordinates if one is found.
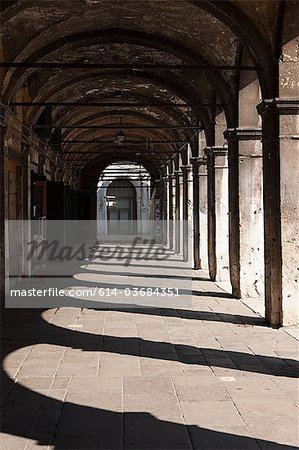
[0,0,285,186]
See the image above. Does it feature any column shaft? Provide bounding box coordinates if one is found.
[259,104,282,326]
[258,99,299,326]
[214,151,229,281]
[225,129,264,299]
[206,150,216,281]
[227,139,240,296]
[191,159,200,269]
[161,172,168,244]
[181,166,189,262]
[168,175,174,250]
[174,171,181,254]
[21,144,30,220]
[199,161,208,271]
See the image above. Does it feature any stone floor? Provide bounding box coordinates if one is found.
[1,267,299,449]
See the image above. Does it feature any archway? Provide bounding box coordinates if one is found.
[107,178,137,235]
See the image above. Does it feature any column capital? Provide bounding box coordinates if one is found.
[165,174,175,182]
[21,140,30,166]
[37,153,45,176]
[257,98,299,116]
[180,164,192,172]
[224,128,262,141]
[190,156,207,166]
[204,146,228,157]
[174,170,183,179]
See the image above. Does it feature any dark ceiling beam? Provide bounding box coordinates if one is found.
[52,108,193,142]
[60,140,186,144]
[1,62,259,70]
[68,158,171,164]
[67,150,173,157]
[61,140,179,154]
[100,172,150,174]
[0,28,233,124]
[36,125,201,130]
[11,101,219,108]
[63,150,179,155]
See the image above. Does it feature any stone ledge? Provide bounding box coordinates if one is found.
[224,128,262,141]
[190,157,207,166]
[257,98,299,116]
[204,146,228,157]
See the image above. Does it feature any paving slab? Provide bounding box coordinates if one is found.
[1,269,298,449]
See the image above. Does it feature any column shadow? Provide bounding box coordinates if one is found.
[1,309,298,449]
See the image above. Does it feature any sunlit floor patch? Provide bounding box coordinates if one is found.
[1,272,298,449]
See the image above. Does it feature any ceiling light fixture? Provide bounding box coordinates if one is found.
[114,117,126,145]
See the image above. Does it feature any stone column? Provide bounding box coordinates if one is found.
[198,158,208,271]
[279,101,299,326]
[190,157,200,269]
[174,170,181,254]
[204,148,216,281]
[215,148,229,282]
[136,177,142,234]
[204,147,229,282]
[167,173,174,250]
[158,172,163,225]
[21,142,30,220]
[20,141,31,277]
[155,178,163,242]
[187,165,193,263]
[224,129,264,298]
[258,101,283,326]
[181,165,190,262]
[257,99,299,326]
[225,135,239,297]
[179,169,184,255]
[161,168,168,245]
[37,153,45,177]
[278,2,299,325]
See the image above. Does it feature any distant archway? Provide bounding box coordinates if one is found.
[106,178,137,235]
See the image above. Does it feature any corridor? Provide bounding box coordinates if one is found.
[0,1,299,449]
[2,272,298,449]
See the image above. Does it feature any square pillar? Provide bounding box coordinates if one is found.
[167,173,174,250]
[205,148,216,281]
[181,165,191,262]
[190,157,200,269]
[204,147,229,282]
[174,170,181,254]
[258,99,299,326]
[161,168,168,245]
[199,159,208,271]
[190,157,209,271]
[224,129,264,299]
[215,148,230,282]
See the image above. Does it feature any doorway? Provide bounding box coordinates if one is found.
[106,179,137,235]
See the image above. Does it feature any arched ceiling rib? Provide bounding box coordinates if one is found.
[0,0,280,186]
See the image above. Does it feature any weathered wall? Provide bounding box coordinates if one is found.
[279,26,299,325]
